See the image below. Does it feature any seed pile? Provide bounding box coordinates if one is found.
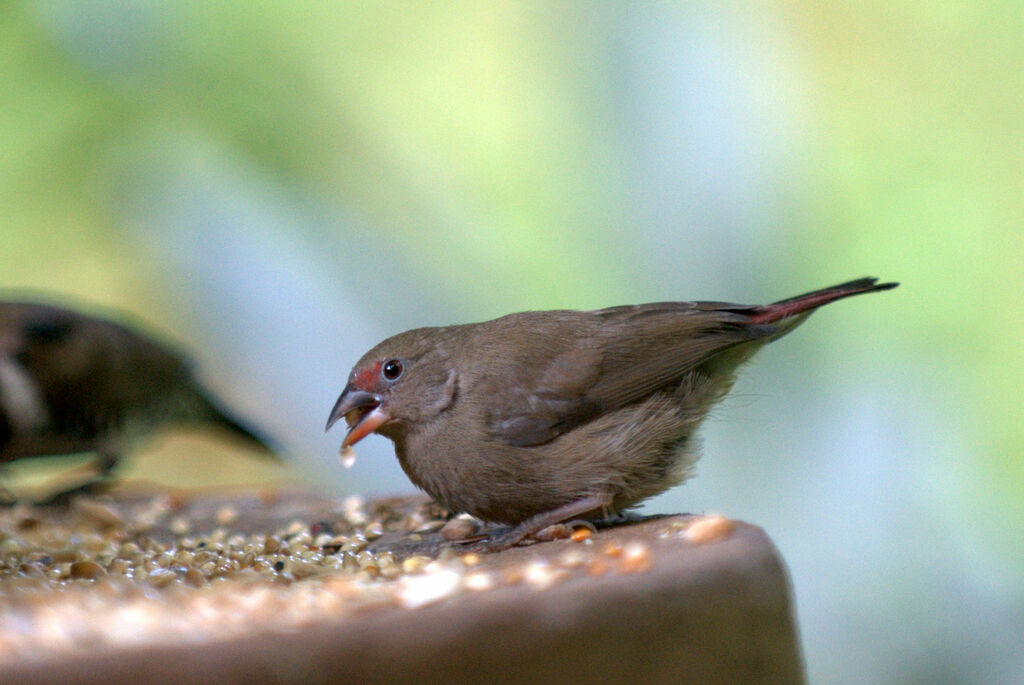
[0,492,731,664]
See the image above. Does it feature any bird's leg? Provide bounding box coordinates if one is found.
[474,491,614,553]
[0,463,17,506]
[38,447,121,506]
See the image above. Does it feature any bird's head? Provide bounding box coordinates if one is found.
[325,327,458,448]
[1,303,95,383]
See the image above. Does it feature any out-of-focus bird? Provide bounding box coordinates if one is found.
[0,299,278,503]
[327,277,898,551]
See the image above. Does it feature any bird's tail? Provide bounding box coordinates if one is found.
[195,392,282,459]
[748,277,899,326]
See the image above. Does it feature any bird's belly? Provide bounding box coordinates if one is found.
[395,397,699,525]
[394,439,551,524]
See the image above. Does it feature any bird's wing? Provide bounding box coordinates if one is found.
[482,303,772,447]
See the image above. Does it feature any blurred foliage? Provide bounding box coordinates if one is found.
[1,2,1022,683]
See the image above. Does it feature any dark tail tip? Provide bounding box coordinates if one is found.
[750,277,898,324]
[213,414,282,459]
[836,276,899,293]
[770,277,898,305]
[198,394,283,460]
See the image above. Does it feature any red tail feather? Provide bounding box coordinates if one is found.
[747,278,898,325]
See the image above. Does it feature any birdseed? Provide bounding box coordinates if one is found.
[0,493,684,666]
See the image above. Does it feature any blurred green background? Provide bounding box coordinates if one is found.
[2,1,1021,682]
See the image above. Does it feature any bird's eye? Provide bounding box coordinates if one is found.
[382,359,404,381]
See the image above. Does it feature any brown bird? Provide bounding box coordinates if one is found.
[0,299,278,503]
[326,277,897,550]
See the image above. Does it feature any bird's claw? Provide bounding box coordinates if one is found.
[465,519,600,553]
[533,519,597,542]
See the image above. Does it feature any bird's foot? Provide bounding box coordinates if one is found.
[533,519,598,542]
[466,527,531,553]
[466,492,615,554]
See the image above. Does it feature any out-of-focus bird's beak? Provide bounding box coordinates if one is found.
[325,386,390,448]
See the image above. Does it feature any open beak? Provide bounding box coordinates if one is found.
[325,386,391,448]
